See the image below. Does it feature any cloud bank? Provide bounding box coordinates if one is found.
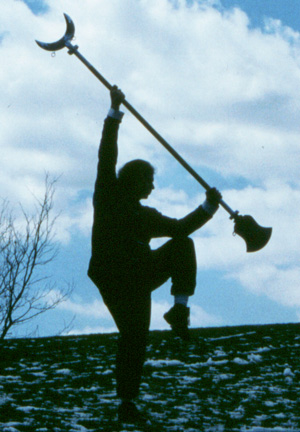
[1,0,300,331]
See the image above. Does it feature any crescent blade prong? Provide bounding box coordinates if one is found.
[63,13,75,41]
[35,13,75,52]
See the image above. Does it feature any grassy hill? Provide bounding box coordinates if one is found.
[0,323,299,431]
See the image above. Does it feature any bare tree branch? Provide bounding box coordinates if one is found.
[0,175,73,339]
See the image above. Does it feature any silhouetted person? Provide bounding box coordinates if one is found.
[88,86,222,424]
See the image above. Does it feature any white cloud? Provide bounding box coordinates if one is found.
[1,0,300,323]
[190,303,223,327]
[65,325,117,336]
[2,1,300,201]
[229,264,300,308]
[57,295,112,319]
[54,294,221,336]
[147,181,300,313]
[151,299,222,330]
[150,300,172,330]
[54,196,93,244]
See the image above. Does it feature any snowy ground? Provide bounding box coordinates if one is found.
[0,323,299,431]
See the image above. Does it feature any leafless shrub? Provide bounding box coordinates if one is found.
[0,175,72,339]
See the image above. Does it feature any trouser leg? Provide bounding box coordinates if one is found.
[149,237,197,296]
[116,329,148,399]
[102,291,151,400]
[91,237,196,399]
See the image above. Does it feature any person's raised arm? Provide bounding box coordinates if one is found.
[109,85,125,112]
[94,86,125,204]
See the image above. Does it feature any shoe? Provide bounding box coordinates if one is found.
[118,401,148,425]
[164,304,190,341]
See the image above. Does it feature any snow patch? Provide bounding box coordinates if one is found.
[56,368,71,375]
[145,359,183,368]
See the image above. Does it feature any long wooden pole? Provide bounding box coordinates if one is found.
[65,40,236,218]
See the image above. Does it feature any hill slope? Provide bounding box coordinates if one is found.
[0,323,300,431]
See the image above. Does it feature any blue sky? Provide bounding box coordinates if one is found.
[1,0,300,337]
[222,0,300,30]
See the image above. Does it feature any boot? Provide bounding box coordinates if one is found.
[164,304,190,341]
[118,401,148,425]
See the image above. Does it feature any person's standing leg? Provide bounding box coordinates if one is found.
[102,288,151,422]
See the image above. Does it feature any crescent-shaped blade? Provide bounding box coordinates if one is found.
[36,13,75,52]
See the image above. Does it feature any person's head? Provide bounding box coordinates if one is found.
[118,159,155,200]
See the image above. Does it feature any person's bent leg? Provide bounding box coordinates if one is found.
[149,237,197,296]
[149,237,197,340]
[170,237,197,296]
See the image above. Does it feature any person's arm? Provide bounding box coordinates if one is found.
[147,188,222,238]
[93,87,125,205]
